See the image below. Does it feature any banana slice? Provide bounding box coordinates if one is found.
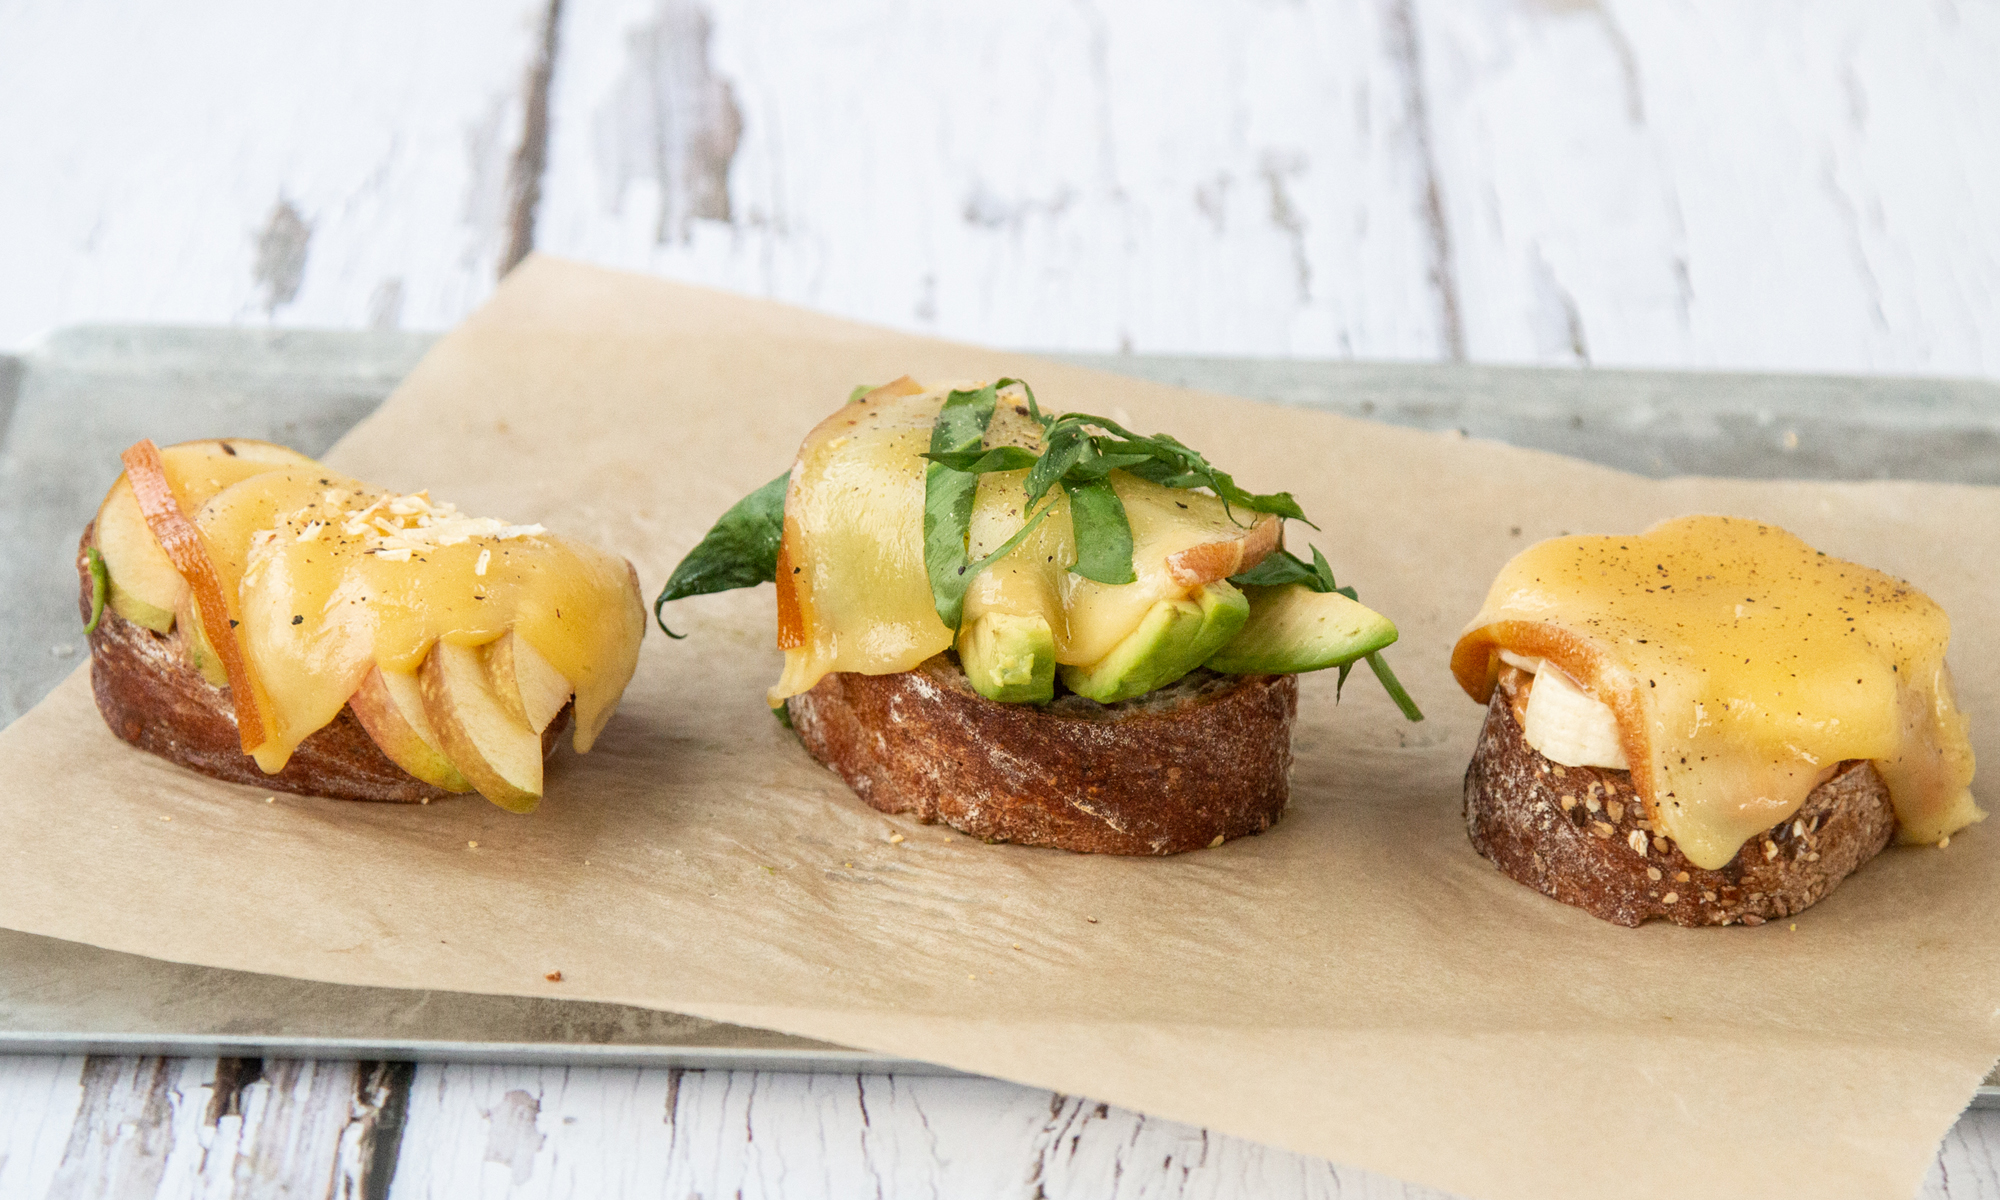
[1520,663,1628,770]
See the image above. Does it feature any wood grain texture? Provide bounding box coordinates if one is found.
[3,1057,1997,1197]
[0,1057,408,1200]
[387,1065,1472,1198]
[10,2,1993,375]
[0,0,552,348]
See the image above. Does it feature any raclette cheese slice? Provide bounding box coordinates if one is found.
[770,384,1279,703]
[1452,515,1981,870]
[169,464,645,775]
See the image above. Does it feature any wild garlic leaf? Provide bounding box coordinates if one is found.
[1368,652,1423,721]
[654,470,790,637]
[1063,478,1137,584]
[920,446,1040,474]
[1023,424,1087,506]
[923,384,1004,630]
[1310,545,1339,594]
[1228,547,1320,590]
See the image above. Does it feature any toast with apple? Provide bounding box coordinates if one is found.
[79,438,645,810]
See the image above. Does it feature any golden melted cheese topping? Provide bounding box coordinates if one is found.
[1452,515,1980,869]
[771,386,1274,703]
[191,466,643,773]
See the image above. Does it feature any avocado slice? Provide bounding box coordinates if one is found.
[959,611,1057,703]
[1204,584,1398,675]
[1060,581,1249,704]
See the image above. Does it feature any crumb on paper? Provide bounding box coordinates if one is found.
[1086,916,1098,924]
[1012,943,1023,950]
[265,796,275,804]
[888,832,905,845]
[545,970,563,982]
[1790,923,1798,931]
[467,840,479,849]
[420,797,431,804]
[1939,835,1951,849]
[1207,834,1224,848]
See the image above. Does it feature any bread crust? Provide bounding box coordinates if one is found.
[786,656,1298,855]
[1464,677,1896,926]
[79,529,565,803]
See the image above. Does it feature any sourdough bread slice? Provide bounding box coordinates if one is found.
[78,530,565,803]
[1464,674,1895,926]
[788,656,1298,855]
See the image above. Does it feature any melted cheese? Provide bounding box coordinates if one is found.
[1452,515,1981,869]
[186,465,643,774]
[771,386,1278,702]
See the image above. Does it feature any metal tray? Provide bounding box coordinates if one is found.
[2,326,1995,1094]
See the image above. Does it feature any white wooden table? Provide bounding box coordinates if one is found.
[2,2,1997,1196]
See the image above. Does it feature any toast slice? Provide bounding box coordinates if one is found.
[79,529,567,803]
[787,655,1298,855]
[1463,673,1896,926]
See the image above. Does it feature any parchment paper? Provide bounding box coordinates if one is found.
[3,256,1995,1200]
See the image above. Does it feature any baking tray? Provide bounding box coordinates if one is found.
[3,326,1996,1096]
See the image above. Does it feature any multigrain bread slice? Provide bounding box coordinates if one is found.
[78,530,567,803]
[1464,673,1895,927]
[788,655,1298,855]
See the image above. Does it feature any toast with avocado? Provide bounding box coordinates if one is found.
[659,377,1419,854]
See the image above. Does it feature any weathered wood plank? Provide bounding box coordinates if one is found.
[534,0,2000,375]
[0,1057,409,1200]
[0,1055,86,1199]
[1925,1108,2000,1200]
[1411,0,2000,375]
[536,0,1450,359]
[0,0,554,349]
[4,1,1993,377]
[5,1056,1997,1197]
[388,1064,1469,1198]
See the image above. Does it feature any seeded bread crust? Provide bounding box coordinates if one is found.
[787,656,1298,855]
[79,529,565,803]
[1464,677,1896,927]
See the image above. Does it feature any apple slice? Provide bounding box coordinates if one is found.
[93,476,187,632]
[350,666,475,793]
[486,628,573,735]
[122,439,266,751]
[419,639,544,812]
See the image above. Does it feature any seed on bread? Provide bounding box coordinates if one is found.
[1462,675,1896,927]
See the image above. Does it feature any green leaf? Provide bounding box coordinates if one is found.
[1229,548,1321,590]
[654,471,790,637]
[1063,478,1136,584]
[920,446,1041,474]
[847,384,873,403]
[1310,545,1338,593]
[922,385,1003,629]
[1367,652,1424,722]
[83,547,108,634]
[1023,423,1087,506]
